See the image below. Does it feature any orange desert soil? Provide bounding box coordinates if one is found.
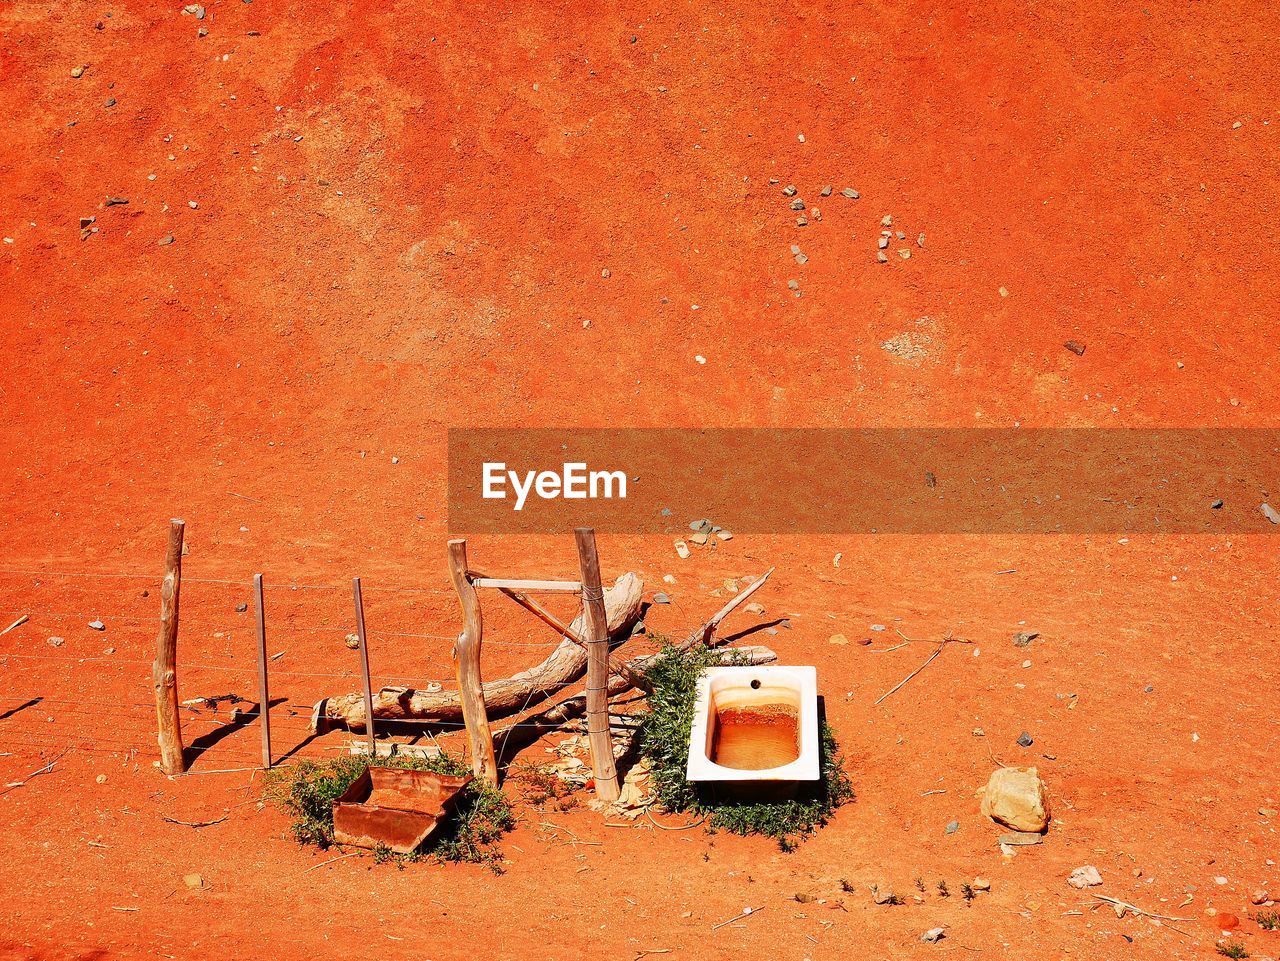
[0,1,1278,959]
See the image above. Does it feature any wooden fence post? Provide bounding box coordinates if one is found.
[152,518,186,774]
[447,539,497,784]
[574,527,620,801]
[253,573,272,769]
[351,577,376,757]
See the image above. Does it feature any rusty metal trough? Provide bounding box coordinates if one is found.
[332,767,472,854]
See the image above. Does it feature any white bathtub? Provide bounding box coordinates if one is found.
[686,665,820,792]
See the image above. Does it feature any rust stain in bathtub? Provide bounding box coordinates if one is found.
[710,703,800,770]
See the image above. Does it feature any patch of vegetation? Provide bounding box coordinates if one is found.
[1256,911,1280,931]
[961,883,975,904]
[937,879,950,898]
[1217,943,1248,959]
[638,642,854,850]
[265,752,514,870]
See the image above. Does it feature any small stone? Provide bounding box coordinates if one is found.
[878,237,889,249]
[1252,890,1269,905]
[917,233,925,247]
[1016,731,1033,747]
[104,97,117,107]
[870,624,886,632]
[1064,340,1086,356]
[790,245,801,255]
[183,873,204,890]
[999,286,1009,297]
[782,185,797,197]
[674,539,690,559]
[71,65,85,78]
[716,529,733,541]
[188,200,199,209]
[235,602,248,613]
[344,633,359,650]
[841,187,859,199]
[103,647,114,655]
[1013,631,1039,647]
[1068,866,1103,889]
[857,637,872,646]
[876,251,888,263]
[797,133,805,142]
[1214,875,1229,885]
[920,928,946,943]
[973,727,985,737]
[1260,807,1278,818]
[688,530,709,546]
[1021,659,1032,669]
[790,198,805,211]
[881,215,892,226]
[896,231,905,240]
[788,279,800,290]
[945,820,959,835]
[873,887,897,904]
[811,207,821,221]
[48,636,65,647]
[653,592,671,604]
[794,253,808,265]
[96,774,108,784]
[79,216,95,228]
[972,877,991,891]
[820,185,832,197]
[197,26,208,37]
[795,215,807,227]
[898,249,911,259]
[158,234,175,246]
[744,602,765,616]
[1211,498,1224,509]
[88,620,105,631]
[601,268,610,278]
[829,633,849,646]
[1262,503,1280,525]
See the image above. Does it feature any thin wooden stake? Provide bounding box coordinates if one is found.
[447,540,497,784]
[351,577,376,756]
[153,518,186,775]
[253,573,271,769]
[574,527,620,802]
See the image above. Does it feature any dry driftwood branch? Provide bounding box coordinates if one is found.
[312,573,644,732]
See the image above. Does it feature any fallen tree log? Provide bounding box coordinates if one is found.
[312,572,643,732]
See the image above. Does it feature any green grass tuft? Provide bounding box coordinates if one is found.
[638,642,853,850]
[1256,911,1280,931]
[265,752,514,870]
[1218,942,1249,959]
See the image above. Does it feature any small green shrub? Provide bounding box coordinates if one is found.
[1256,911,1280,931]
[638,642,854,850]
[1218,942,1249,959]
[265,752,514,870]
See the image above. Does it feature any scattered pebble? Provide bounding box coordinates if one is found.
[972,878,991,891]
[674,539,690,559]
[653,593,671,605]
[898,249,911,259]
[870,624,886,632]
[920,928,946,943]
[829,633,848,646]
[1068,865,1103,889]
[945,820,959,835]
[1064,340,1086,356]
[1211,498,1224,509]
[601,268,610,279]
[917,233,925,247]
[88,620,105,631]
[71,65,86,79]
[878,237,889,250]
[236,602,248,613]
[95,774,108,784]
[158,234,175,246]
[873,887,897,904]
[1016,731,1033,747]
[819,185,832,197]
[1261,503,1280,525]
[881,215,892,226]
[789,198,805,211]
[876,251,888,263]
[1013,631,1039,647]
[841,188,860,199]
[105,196,129,206]
[782,185,797,197]
[48,636,64,647]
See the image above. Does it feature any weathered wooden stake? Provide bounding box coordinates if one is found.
[253,573,272,769]
[152,518,186,774]
[351,577,376,756]
[447,539,497,784]
[574,527,620,801]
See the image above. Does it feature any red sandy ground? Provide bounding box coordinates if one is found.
[1,0,1279,958]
